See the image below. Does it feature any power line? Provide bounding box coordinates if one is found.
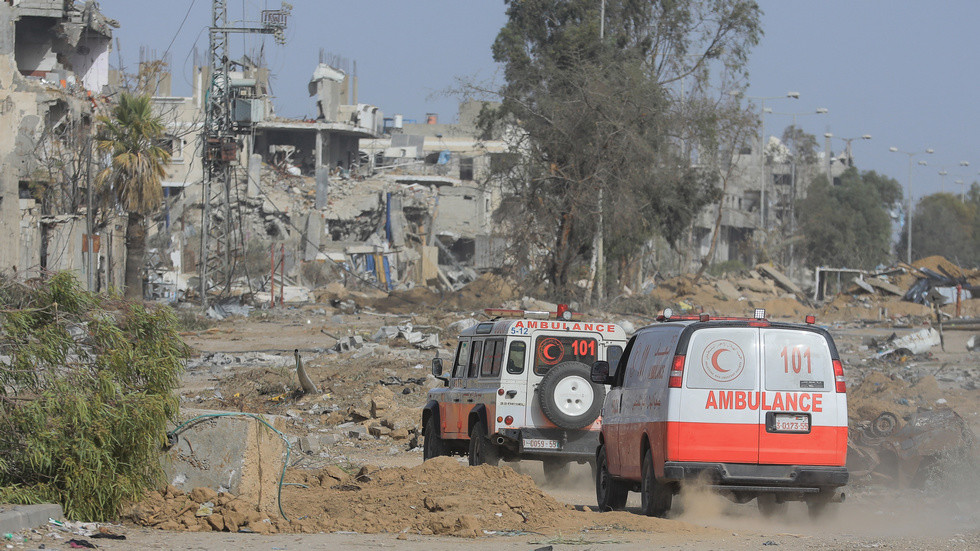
[162,0,199,60]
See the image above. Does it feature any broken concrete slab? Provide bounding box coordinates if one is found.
[715,280,742,301]
[852,277,875,294]
[0,503,64,535]
[755,263,803,295]
[164,409,286,514]
[865,277,903,296]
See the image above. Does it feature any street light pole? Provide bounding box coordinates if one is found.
[889,146,934,264]
[767,107,829,275]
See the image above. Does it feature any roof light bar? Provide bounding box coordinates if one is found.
[754,308,766,320]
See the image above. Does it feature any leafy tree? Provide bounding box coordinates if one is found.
[0,273,187,520]
[96,93,171,299]
[901,193,979,266]
[481,0,762,298]
[797,167,901,268]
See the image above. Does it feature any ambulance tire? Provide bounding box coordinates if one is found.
[640,449,672,517]
[538,361,605,430]
[757,494,788,517]
[468,422,499,467]
[423,415,447,461]
[542,457,570,485]
[595,445,628,512]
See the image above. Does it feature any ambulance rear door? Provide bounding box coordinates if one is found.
[758,328,847,466]
[669,327,761,464]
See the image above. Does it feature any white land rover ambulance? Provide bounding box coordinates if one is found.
[423,306,628,481]
[591,309,848,518]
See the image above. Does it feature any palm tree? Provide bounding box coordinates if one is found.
[96,93,171,299]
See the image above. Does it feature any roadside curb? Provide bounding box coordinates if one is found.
[0,504,64,535]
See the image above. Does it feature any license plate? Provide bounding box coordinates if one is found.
[773,413,809,432]
[523,438,560,450]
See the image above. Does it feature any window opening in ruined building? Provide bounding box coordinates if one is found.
[773,174,791,187]
[460,157,474,180]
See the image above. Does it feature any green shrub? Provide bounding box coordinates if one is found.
[0,272,188,521]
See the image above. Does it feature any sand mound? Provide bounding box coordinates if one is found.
[131,457,708,537]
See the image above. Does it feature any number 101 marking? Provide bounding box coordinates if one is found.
[780,345,811,374]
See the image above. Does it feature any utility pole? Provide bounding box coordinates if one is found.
[199,1,290,309]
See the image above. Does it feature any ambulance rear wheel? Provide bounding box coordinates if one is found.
[757,494,788,517]
[468,422,499,467]
[595,445,628,511]
[538,361,605,430]
[542,457,570,485]
[640,449,672,517]
[422,415,447,461]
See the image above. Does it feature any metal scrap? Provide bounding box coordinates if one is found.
[847,409,975,487]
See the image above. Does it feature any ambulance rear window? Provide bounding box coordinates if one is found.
[506,341,527,375]
[533,336,598,375]
[762,330,833,392]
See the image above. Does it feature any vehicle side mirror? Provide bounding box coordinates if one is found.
[431,357,448,385]
[591,360,612,385]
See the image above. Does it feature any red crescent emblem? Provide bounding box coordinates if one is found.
[537,337,565,365]
[711,349,729,372]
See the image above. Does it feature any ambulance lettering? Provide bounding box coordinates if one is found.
[704,391,823,412]
[510,321,615,332]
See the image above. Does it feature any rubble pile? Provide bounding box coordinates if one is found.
[131,457,681,537]
[128,486,286,534]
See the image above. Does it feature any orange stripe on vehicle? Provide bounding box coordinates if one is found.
[666,422,847,466]
[760,425,847,466]
[667,421,758,463]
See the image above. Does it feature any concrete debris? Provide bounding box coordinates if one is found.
[370,323,440,350]
[446,318,479,333]
[333,335,364,352]
[206,302,253,320]
[755,263,803,295]
[875,328,941,358]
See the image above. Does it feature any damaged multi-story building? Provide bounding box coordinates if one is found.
[0,0,123,288]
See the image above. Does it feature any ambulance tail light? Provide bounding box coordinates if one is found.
[833,359,846,393]
[668,355,685,388]
[504,415,514,425]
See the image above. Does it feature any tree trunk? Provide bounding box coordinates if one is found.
[124,213,145,300]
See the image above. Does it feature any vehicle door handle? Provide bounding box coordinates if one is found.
[505,390,518,398]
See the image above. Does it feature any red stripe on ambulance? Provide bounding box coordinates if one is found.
[666,422,847,465]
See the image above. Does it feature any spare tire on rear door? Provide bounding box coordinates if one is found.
[538,361,605,429]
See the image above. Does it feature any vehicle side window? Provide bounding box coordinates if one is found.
[533,335,598,376]
[612,337,637,387]
[452,340,470,378]
[607,345,623,373]
[505,341,527,374]
[467,340,484,378]
[480,339,504,377]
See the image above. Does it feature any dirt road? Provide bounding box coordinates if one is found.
[108,303,980,550]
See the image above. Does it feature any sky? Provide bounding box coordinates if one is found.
[98,0,979,199]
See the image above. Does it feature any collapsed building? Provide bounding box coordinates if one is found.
[0,0,125,289]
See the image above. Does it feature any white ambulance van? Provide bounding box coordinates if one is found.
[591,309,848,517]
[423,306,628,482]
